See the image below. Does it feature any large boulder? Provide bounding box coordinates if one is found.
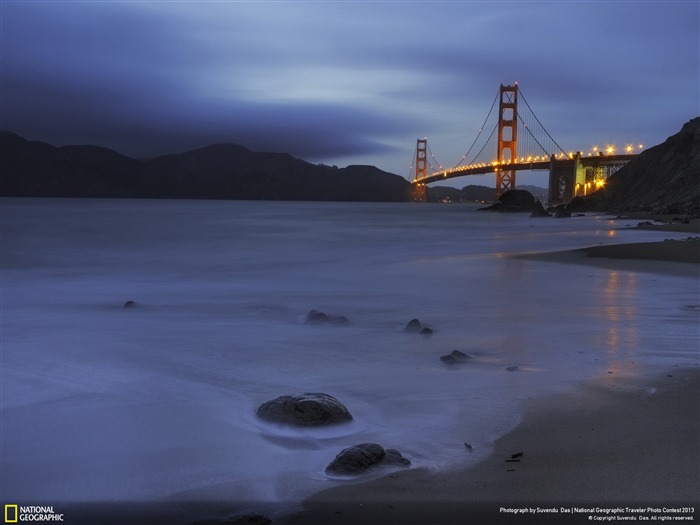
[478,189,536,212]
[499,189,536,212]
[256,393,353,427]
[325,443,411,475]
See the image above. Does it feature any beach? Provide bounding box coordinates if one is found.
[3,200,698,525]
[282,368,699,525]
[281,227,700,525]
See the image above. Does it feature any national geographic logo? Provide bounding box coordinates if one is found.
[4,505,64,522]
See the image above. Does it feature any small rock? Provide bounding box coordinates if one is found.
[439,354,457,365]
[122,300,137,308]
[189,513,272,525]
[325,443,411,476]
[440,350,473,366]
[404,319,423,332]
[419,327,433,335]
[506,365,520,372]
[304,309,349,325]
[530,200,551,218]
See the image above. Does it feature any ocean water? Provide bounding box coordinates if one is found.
[1,198,698,520]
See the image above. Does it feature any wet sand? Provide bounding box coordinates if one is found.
[280,234,700,525]
[519,239,700,276]
[281,369,700,525]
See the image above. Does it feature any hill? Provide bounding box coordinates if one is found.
[585,117,700,215]
[0,132,412,202]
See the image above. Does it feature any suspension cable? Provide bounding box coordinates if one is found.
[426,142,443,172]
[454,88,500,168]
[517,86,567,156]
[467,121,498,165]
[517,114,550,156]
[407,143,417,180]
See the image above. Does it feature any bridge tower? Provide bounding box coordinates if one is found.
[413,138,427,201]
[496,84,518,198]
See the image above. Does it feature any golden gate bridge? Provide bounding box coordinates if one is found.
[410,83,643,204]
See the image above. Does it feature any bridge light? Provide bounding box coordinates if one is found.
[606,145,614,154]
[638,144,643,149]
[625,145,633,153]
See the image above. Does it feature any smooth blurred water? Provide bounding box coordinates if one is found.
[1,198,698,517]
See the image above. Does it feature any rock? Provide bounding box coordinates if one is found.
[256,392,353,427]
[189,513,272,525]
[583,118,700,214]
[419,327,433,335]
[439,354,457,365]
[498,189,536,212]
[404,318,423,332]
[506,365,520,372]
[304,309,349,325]
[567,196,587,212]
[554,206,571,218]
[123,300,137,308]
[440,350,473,365]
[530,200,551,217]
[325,442,411,475]
[450,350,472,360]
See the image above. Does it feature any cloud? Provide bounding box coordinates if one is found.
[1,0,697,179]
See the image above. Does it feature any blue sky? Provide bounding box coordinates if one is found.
[2,1,698,186]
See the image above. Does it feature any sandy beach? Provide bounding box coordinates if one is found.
[282,368,699,525]
[280,232,700,525]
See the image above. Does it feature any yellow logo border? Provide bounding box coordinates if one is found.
[4,504,18,523]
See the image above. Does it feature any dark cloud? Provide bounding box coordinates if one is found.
[1,1,697,178]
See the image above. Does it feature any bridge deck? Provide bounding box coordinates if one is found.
[412,154,636,185]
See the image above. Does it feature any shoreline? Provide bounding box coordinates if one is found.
[281,367,700,525]
[517,239,699,276]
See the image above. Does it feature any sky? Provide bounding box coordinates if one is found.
[1,1,698,187]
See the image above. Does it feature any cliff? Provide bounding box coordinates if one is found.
[584,117,700,214]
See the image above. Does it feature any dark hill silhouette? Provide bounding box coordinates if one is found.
[0,131,412,201]
[585,117,700,215]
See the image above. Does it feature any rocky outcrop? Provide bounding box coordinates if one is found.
[479,189,536,212]
[584,117,700,215]
[325,442,411,476]
[256,393,353,427]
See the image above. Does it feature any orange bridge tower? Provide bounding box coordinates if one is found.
[413,138,427,201]
[496,84,518,197]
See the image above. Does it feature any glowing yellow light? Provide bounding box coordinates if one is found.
[606,145,614,154]
[638,144,643,149]
[625,145,633,153]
